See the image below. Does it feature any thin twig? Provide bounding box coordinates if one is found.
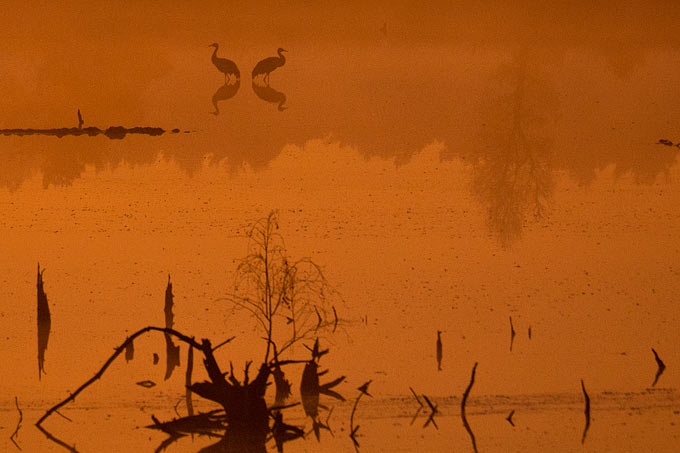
[211,337,235,352]
[409,387,423,407]
[54,411,72,422]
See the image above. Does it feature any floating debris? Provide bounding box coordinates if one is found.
[136,380,157,388]
[0,126,183,140]
[656,139,680,147]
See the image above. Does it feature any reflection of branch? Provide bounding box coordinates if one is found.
[10,397,22,450]
[186,344,194,417]
[461,362,478,453]
[36,327,216,427]
[421,395,439,429]
[408,388,437,428]
[36,424,79,453]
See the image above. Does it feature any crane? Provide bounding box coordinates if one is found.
[252,48,287,85]
[209,43,240,84]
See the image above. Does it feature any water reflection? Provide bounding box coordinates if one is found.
[252,81,287,111]
[37,424,79,453]
[300,339,345,440]
[211,80,240,115]
[472,50,556,247]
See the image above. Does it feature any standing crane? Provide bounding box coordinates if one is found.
[252,48,287,85]
[209,43,240,84]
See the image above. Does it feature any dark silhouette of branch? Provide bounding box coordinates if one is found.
[409,387,423,407]
[651,348,666,387]
[581,379,591,444]
[35,327,216,427]
[10,396,22,450]
[509,317,516,352]
[506,410,515,427]
[349,381,371,451]
[461,362,478,453]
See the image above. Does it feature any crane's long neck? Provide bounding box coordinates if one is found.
[212,46,219,62]
[278,49,286,65]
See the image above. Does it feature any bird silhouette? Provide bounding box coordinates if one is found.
[252,48,287,86]
[210,80,240,115]
[436,330,443,371]
[252,81,287,111]
[651,348,666,387]
[208,43,240,84]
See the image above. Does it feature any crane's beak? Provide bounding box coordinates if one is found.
[281,49,288,53]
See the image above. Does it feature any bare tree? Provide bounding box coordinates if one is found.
[222,211,339,362]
